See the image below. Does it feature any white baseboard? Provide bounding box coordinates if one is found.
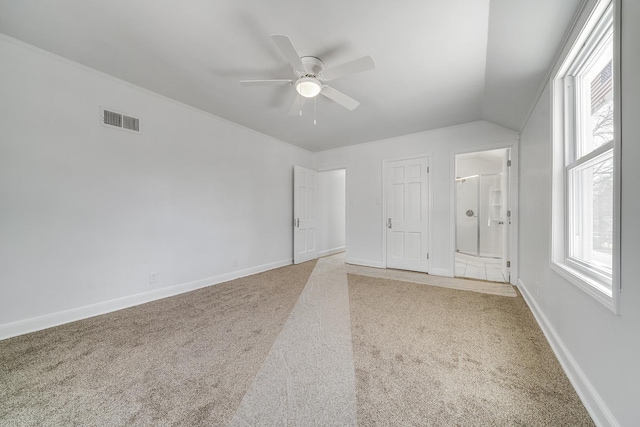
[0,258,293,341]
[517,279,619,427]
[345,257,384,268]
[318,246,345,257]
[429,267,453,277]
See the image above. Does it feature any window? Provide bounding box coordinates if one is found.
[551,0,619,311]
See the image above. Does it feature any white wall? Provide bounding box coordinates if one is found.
[313,121,518,276]
[456,154,503,178]
[0,37,312,337]
[317,169,345,256]
[517,1,640,424]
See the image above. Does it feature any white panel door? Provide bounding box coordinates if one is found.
[293,166,318,264]
[385,157,429,272]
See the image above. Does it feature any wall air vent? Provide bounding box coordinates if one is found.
[100,107,142,134]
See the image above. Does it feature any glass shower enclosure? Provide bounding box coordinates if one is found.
[455,173,504,258]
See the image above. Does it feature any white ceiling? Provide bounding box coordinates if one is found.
[0,0,582,152]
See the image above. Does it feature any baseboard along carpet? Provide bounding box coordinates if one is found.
[0,254,593,426]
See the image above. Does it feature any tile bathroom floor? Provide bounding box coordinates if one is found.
[455,252,506,282]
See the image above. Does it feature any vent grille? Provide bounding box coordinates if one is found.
[101,108,142,134]
[122,115,140,132]
[103,110,122,127]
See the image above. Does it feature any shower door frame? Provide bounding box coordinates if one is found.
[455,175,480,257]
[456,173,503,258]
[450,142,519,285]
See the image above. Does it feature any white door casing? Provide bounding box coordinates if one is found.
[502,149,511,281]
[385,157,429,273]
[293,166,318,264]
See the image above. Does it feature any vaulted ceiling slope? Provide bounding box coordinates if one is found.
[0,0,582,152]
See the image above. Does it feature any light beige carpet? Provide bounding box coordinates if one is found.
[0,261,316,426]
[230,254,356,426]
[348,273,594,426]
[0,256,593,426]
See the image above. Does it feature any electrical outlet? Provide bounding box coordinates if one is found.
[149,272,158,284]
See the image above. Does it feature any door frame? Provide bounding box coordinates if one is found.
[382,153,433,272]
[316,165,348,259]
[449,140,519,285]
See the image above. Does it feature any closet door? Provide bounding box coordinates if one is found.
[386,157,429,273]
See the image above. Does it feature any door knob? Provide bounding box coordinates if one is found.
[387,218,392,229]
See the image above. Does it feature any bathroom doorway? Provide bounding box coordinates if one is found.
[455,148,510,282]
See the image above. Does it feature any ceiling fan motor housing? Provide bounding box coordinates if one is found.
[295,57,324,98]
[300,56,324,77]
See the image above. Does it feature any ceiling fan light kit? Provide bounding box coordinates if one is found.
[295,77,322,98]
[239,35,375,116]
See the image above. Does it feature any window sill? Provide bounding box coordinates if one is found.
[550,260,616,314]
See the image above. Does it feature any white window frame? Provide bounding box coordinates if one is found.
[551,0,621,313]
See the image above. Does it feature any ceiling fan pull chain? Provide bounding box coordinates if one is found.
[314,97,317,125]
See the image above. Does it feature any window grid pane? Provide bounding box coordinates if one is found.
[568,150,613,281]
[577,36,614,159]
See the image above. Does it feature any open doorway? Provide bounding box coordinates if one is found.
[317,169,346,257]
[455,148,510,282]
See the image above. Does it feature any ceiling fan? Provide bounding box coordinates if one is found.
[240,35,375,114]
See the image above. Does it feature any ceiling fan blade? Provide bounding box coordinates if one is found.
[239,79,293,86]
[288,94,307,116]
[321,56,375,81]
[271,35,307,75]
[320,85,360,110]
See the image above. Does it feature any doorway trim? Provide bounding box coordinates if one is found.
[316,166,348,259]
[449,140,519,285]
[382,153,433,272]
